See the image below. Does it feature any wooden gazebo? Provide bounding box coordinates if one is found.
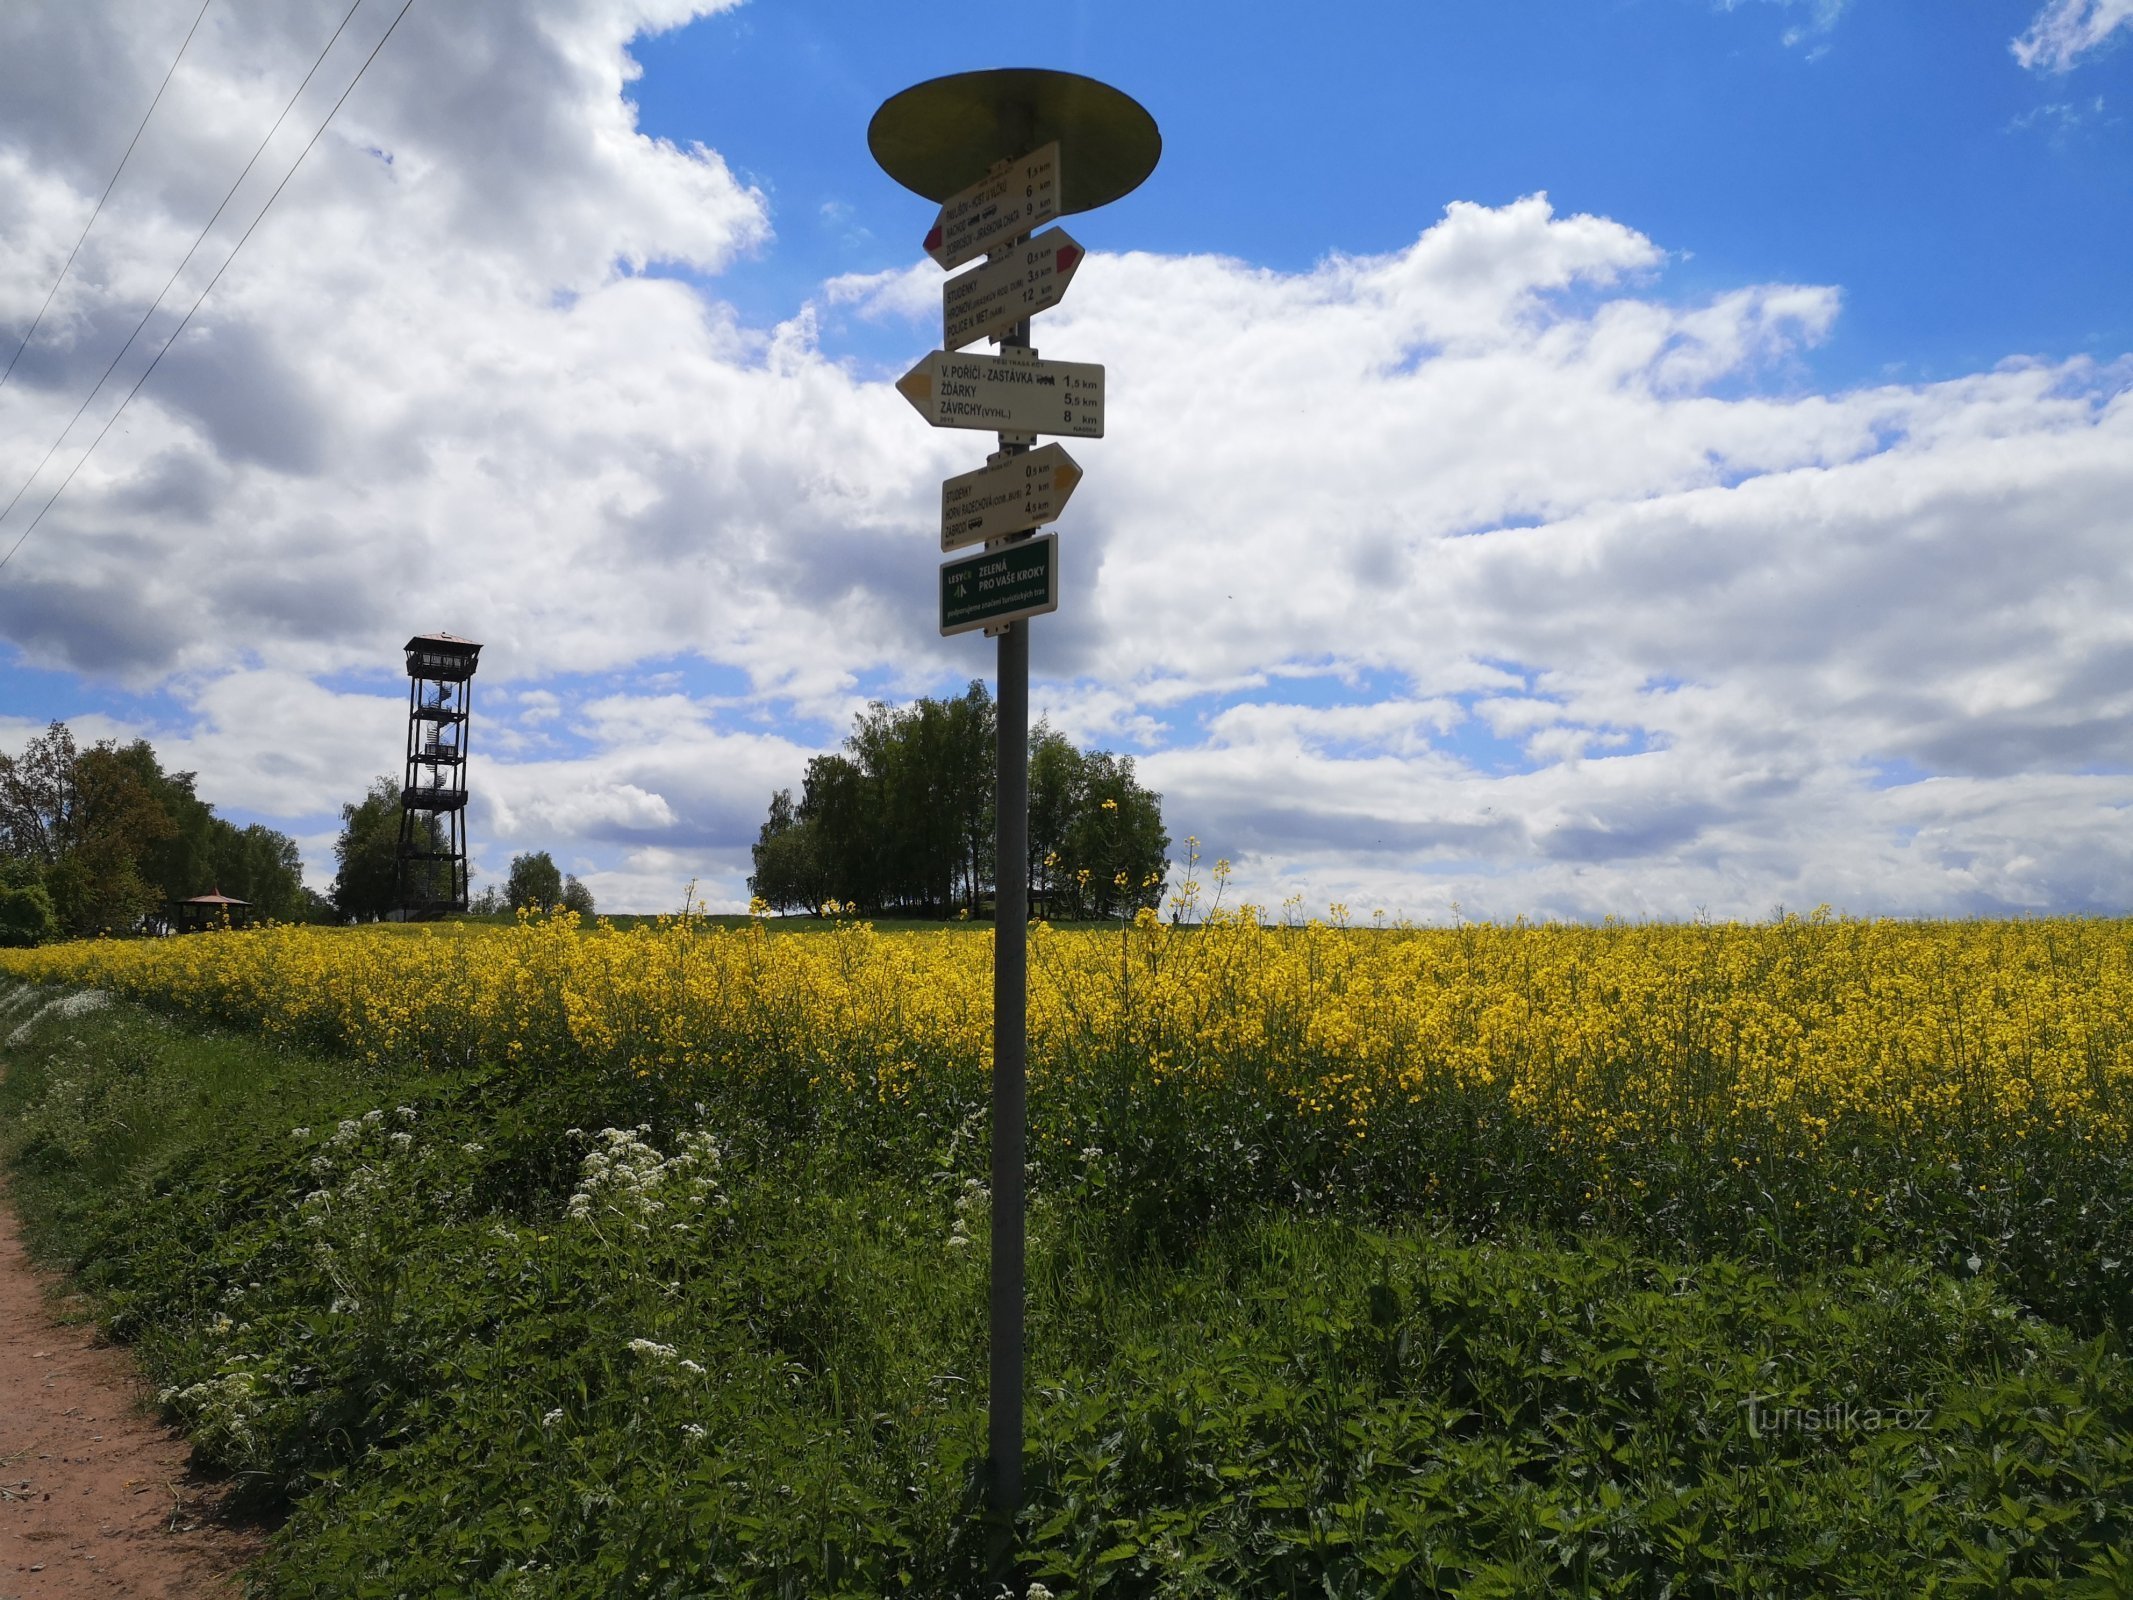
[171,889,252,933]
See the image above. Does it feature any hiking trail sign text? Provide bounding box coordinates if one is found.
[923,142,1061,271]
[896,350,1104,437]
[940,443,1083,551]
[940,532,1059,636]
[943,228,1084,350]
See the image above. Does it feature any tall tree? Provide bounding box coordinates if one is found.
[0,721,77,866]
[58,742,177,933]
[332,777,406,920]
[750,788,826,913]
[506,850,564,912]
[104,740,309,920]
[796,752,877,912]
[1061,752,1170,919]
[1027,720,1084,914]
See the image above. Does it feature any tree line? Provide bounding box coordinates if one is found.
[749,682,1169,920]
[0,722,320,944]
[329,777,594,920]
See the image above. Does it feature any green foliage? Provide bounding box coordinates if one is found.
[0,722,167,933]
[507,851,565,912]
[0,721,312,934]
[0,719,76,864]
[561,874,596,916]
[768,684,997,918]
[749,789,826,914]
[0,881,58,946]
[1029,726,1169,921]
[752,694,1169,921]
[333,776,438,920]
[5,978,2133,1597]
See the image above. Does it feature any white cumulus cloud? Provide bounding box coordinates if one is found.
[2,1,2130,918]
[2013,0,2133,70]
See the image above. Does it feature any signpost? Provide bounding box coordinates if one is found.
[869,67,1159,1572]
[895,348,1104,437]
[943,228,1084,350]
[923,141,1060,270]
[941,443,1082,551]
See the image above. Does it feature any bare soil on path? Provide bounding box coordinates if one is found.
[0,1192,260,1600]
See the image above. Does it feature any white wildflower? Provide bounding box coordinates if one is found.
[627,1338,677,1360]
[541,1408,564,1428]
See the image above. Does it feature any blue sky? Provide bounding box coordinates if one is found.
[2,0,2130,918]
[629,0,2133,387]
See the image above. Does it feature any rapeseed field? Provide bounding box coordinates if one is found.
[7,907,2130,1322]
[10,905,2129,1146]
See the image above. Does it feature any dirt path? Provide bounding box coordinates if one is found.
[0,1195,260,1600]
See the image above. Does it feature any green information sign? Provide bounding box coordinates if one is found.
[940,533,1059,636]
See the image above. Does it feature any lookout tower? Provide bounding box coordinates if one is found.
[398,632,481,917]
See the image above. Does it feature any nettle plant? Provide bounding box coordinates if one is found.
[160,1105,485,1483]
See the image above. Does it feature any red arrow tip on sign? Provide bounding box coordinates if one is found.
[1057,244,1082,274]
[923,221,943,254]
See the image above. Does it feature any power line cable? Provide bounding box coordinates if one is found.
[0,0,418,578]
[0,0,216,393]
[0,0,370,536]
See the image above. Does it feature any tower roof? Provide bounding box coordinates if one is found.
[405,631,481,654]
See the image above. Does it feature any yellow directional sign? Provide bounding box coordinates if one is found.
[941,443,1083,551]
[944,229,1085,350]
[895,349,1103,437]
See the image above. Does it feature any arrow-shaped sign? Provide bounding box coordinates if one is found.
[923,143,1061,271]
[941,443,1083,551]
[943,228,1084,351]
[895,349,1104,438]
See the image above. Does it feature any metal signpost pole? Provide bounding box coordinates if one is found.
[990,305,1033,1522]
